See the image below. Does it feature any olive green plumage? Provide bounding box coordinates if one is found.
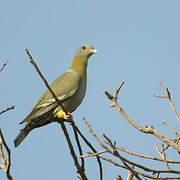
[14,45,98,147]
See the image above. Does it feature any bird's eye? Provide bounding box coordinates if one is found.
[81,46,86,50]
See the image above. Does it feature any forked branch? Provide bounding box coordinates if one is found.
[153,82,180,124]
[104,81,180,153]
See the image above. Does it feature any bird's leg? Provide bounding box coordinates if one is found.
[57,110,73,122]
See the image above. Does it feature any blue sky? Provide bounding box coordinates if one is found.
[1,0,180,179]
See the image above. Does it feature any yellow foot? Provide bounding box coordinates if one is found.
[63,112,73,121]
[57,110,73,122]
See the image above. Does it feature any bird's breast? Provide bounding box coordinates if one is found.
[66,78,87,113]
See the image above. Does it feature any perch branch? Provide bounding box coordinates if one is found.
[70,119,85,172]
[75,125,103,180]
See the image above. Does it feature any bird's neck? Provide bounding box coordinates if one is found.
[70,56,88,82]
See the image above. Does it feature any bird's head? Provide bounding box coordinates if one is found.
[75,45,98,60]
[70,45,98,76]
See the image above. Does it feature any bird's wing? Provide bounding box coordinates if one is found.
[21,70,81,123]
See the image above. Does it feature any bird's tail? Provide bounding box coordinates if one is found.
[14,123,33,147]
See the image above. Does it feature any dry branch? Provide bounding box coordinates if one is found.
[127,166,134,180]
[75,125,103,180]
[0,129,12,180]
[102,81,180,179]
[82,147,180,164]
[104,135,180,175]
[82,117,142,180]
[0,60,8,72]
[0,106,15,116]
[153,82,180,124]
[104,82,180,153]
[154,143,170,169]
[162,121,180,141]
[98,155,180,179]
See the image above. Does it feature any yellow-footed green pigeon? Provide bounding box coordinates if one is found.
[14,45,98,147]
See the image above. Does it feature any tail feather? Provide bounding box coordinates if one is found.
[14,124,32,147]
[14,113,54,147]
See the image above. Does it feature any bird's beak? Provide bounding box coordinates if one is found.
[91,49,98,54]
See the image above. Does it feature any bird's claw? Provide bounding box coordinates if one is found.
[63,112,73,121]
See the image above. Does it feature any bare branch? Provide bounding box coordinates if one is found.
[99,155,180,179]
[75,126,103,180]
[153,82,180,124]
[0,129,13,180]
[80,150,108,158]
[116,175,123,180]
[105,136,180,175]
[127,166,134,180]
[82,117,142,180]
[162,121,180,140]
[70,119,85,172]
[154,143,170,169]
[83,117,180,179]
[0,60,8,72]
[115,146,180,164]
[104,81,180,153]
[0,106,15,116]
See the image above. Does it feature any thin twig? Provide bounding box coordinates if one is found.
[154,143,170,169]
[0,60,8,72]
[162,121,180,140]
[98,155,180,179]
[71,120,85,172]
[115,146,180,164]
[76,125,103,180]
[153,82,180,124]
[59,121,87,179]
[105,137,180,175]
[0,129,13,180]
[82,147,180,164]
[0,106,15,115]
[127,166,134,180]
[116,175,123,180]
[80,150,108,158]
